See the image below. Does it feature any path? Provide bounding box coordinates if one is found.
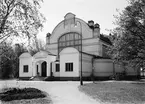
[0,80,100,104]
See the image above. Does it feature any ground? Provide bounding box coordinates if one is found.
[79,81,145,104]
[0,80,98,104]
[1,80,145,104]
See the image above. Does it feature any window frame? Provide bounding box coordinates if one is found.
[56,63,60,72]
[65,63,73,72]
[23,65,29,73]
[58,32,81,55]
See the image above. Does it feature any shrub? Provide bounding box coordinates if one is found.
[110,72,126,80]
[0,87,46,101]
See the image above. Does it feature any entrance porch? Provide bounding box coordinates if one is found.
[35,60,47,77]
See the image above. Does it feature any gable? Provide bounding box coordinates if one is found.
[33,51,49,58]
[50,13,93,44]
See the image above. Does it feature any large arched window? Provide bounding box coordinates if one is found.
[58,32,82,55]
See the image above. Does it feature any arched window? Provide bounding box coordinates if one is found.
[58,32,81,55]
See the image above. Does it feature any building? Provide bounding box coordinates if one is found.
[19,13,139,80]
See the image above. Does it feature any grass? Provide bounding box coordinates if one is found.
[79,81,145,104]
[0,87,50,102]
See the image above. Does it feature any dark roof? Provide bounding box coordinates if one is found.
[94,56,111,59]
[81,51,111,59]
[81,52,95,57]
[100,34,112,45]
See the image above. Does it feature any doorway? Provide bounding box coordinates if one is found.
[41,61,47,77]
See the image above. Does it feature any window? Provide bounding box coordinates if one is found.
[58,33,81,55]
[23,65,28,72]
[56,64,60,72]
[65,63,73,72]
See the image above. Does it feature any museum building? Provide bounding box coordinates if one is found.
[19,13,139,80]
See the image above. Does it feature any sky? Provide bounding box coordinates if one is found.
[37,0,129,41]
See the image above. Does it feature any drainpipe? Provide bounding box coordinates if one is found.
[113,60,115,79]
[77,21,83,85]
[91,56,95,83]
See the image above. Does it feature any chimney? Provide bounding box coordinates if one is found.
[94,23,100,38]
[46,33,51,44]
[88,20,94,29]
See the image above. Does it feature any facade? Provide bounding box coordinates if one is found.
[19,13,139,80]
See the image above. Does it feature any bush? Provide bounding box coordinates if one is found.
[0,87,46,101]
[110,71,126,80]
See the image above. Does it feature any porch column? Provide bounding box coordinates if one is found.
[38,63,41,76]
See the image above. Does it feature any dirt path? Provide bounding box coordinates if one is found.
[0,80,100,104]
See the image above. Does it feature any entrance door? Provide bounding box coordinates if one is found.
[41,61,47,77]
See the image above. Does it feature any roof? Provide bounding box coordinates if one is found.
[100,34,112,45]
[81,52,111,59]
[19,52,32,58]
[33,51,56,58]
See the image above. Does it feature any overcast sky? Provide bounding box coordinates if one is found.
[38,0,129,41]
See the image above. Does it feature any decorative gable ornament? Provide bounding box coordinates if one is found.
[64,12,76,28]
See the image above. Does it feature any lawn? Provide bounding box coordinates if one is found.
[79,81,145,104]
[0,87,52,104]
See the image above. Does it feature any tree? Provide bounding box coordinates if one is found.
[0,0,45,78]
[14,43,27,77]
[0,42,15,78]
[0,42,27,78]
[109,0,145,69]
[28,38,46,55]
[0,0,45,43]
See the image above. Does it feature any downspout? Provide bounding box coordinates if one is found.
[91,56,95,83]
[113,60,115,79]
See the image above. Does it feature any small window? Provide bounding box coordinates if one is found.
[23,65,28,72]
[56,64,60,72]
[65,63,73,72]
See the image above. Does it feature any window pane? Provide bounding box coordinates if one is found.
[65,63,68,71]
[75,34,79,39]
[69,33,74,40]
[68,63,70,71]
[66,34,69,41]
[78,46,81,51]
[62,42,65,47]
[75,46,79,50]
[78,35,81,39]
[75,40,79,45]
[66,41,69,46]
[78,40,81,45]
[70,40,74,46]
[71,63,73,71]
[61,36,65,41]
